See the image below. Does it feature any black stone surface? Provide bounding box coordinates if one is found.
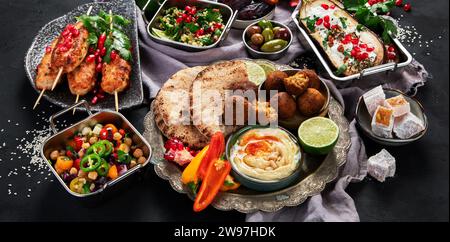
[0,0,447,221]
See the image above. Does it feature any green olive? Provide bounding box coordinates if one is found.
[250,33,264,46]
[262,28,274,42]
[273,26,281,36]
[260,39,288,52]
[258,20,273,30]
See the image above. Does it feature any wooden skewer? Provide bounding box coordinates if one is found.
[51,68,64,91]
[114,91,119,112]
[70,6,93,113]
[72,95,79,115]
[33,89,46,110]
[109,9,119,113]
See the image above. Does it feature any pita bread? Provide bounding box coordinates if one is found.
[153,66,209,149]
[190,60,258,139]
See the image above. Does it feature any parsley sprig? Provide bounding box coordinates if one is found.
[343,0,397,43]
[76,10,132,62]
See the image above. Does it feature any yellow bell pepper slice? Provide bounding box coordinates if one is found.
[181,145,209,185]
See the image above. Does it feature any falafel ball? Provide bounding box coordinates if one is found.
[283,72,310,96]
[297,88,326,116]
[270,92,297,119]
[265,71,288,91]
[300,69,321,90]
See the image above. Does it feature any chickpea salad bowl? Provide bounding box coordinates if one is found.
[41,102,152,199]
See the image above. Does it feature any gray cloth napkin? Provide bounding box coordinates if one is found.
[135,2,429,222]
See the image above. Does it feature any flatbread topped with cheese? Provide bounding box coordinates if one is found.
[300,0,385,76]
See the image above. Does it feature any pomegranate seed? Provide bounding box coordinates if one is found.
[360,43,368,49]
[388,52,397,60]
[91,96,98,104]
[66,150,72,157]
[316,18,323,26]
[110,50,118,61]
[366,47,375,52]
[330,5,336,9]
[351,38,359,44]
[185,147,191,152]
[100,47,107,57]
[403,3,411,11]
[321,4,329,10]
[58,46,68,52]
[351,49,358,57]
[89,46,95,53]
[388,46,395,52]
[345,34,352,41]
[337,45,344,52]
[185,6,192,12]
[95,63,103,73]
[66,24,75,31]
[361,52,369,59]
[97,56,103,63]
[324,15,330,22]
[185,15,192,23]
[395,0,403,6]
[86,54,95,63]
[353,46,361,52]
[189,150,196,156]
[96,93,105,99]
[331,24,339,30]
[176,17,183,24]
[176,143,184,151]
[323,21,330,29]
[214,23,223,29]
[45,46,52,53]
[164,153,175,161]
[71,28,79,37]
[62,29,71,37]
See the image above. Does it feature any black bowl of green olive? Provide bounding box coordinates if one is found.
[243,20,292,60]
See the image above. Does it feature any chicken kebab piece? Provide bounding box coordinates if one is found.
[33,7,92,109]
[101,55,131,112]
[67,57,97,111]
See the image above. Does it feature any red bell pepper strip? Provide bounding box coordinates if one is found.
[197,132,225,179]
[193,158,231,212]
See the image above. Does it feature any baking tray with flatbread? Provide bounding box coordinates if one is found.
[143,59,351,213]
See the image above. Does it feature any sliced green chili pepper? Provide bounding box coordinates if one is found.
[117,150,131,164]
[86,140,113,158]
[82,183,91,194]
[96,159,110,177]
[80,154,102,172]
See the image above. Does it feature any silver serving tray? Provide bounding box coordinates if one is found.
[143,60,351,213]
[25,0,144,111]
[146,0,237,52]
[291,0,413,84]
[41,100,152,203]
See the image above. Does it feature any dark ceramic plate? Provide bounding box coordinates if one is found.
[24,0,143,111]
[355,88,428,146]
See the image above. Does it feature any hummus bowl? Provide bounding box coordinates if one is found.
[226,126,303,192]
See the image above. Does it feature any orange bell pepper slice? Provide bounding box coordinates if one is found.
[197,132,225,180]
[193,158,231,212]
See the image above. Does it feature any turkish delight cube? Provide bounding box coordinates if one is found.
[385,95,411,117]
[393,112,425,139]
[371,105,394,138]
[363,86,386,116]
[368,149,396,182]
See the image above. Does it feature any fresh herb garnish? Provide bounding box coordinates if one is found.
[343,0,397,43]
[304,16,319,32]
[335,64,348,76]
[76,11,132,62]
[339,17,348,29]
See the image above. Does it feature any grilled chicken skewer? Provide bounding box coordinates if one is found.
[33,6,92,109]
[101,55,131,111]
[33,40,59,109]
[67,58,97,114]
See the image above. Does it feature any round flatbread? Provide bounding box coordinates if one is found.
[153,66,209,149]
[190,60,258,139]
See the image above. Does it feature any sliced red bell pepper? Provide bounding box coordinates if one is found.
[197,132,225,179]
[193,158,231,212]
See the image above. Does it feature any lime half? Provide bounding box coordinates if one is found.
[298,117,339,155]
[245,61,267,86]
[255,61,277,75]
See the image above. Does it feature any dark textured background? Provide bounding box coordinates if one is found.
[0,0,448,221]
